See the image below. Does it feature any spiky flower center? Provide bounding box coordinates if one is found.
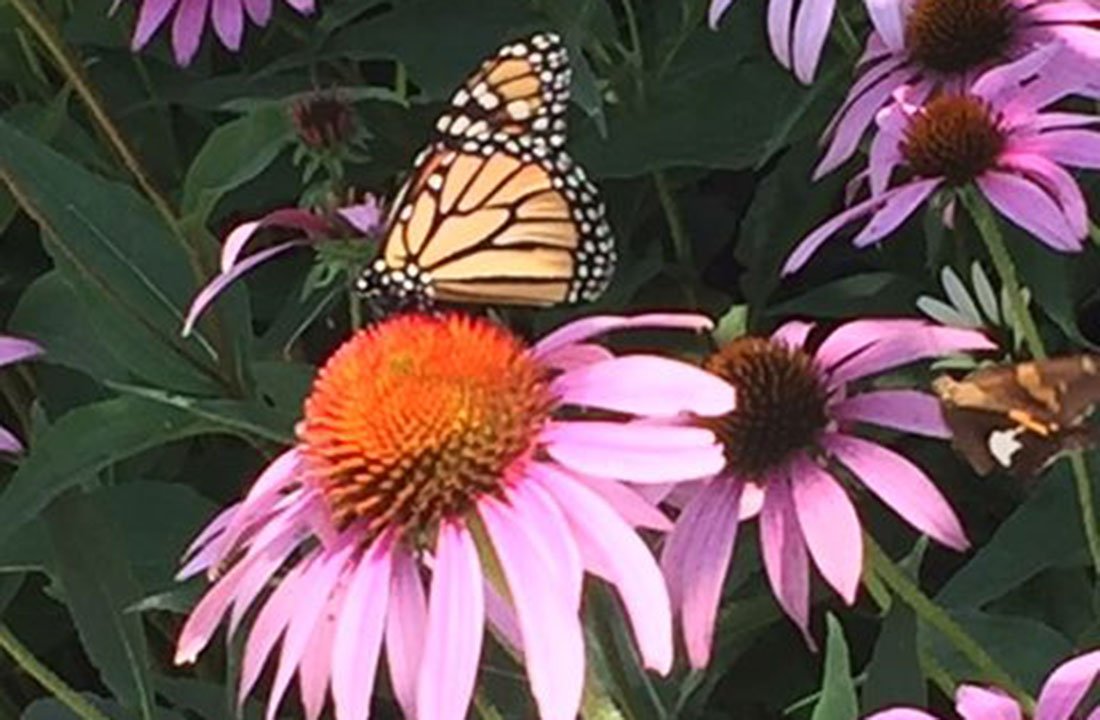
[704,337,829,480]
[298,314,553,544]
[902,95,1005,185]
[290,93,357,150]
[905,0,1014,73]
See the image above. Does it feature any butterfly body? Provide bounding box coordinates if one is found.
[934,355,1100,477]
[357,33,615,311]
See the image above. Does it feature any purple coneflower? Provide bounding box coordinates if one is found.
[175,312,735,720]
[0,336,43,454]
[866,647,1100,719]
[117,0,315,66]
[183,195,383,336]
[661,318,993,665]
[817,0,1100,176]
[785,46,1100,275]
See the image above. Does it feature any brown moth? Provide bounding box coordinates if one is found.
[933,355,1100,477]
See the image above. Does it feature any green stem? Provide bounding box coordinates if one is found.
[0,625,114,720]
[866,536,1034,713]
[580,673,627,720]
[961,187,1100,578]
[653,172,693,268]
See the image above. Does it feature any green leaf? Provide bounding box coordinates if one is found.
[767,273,922,320]
[0,397,222,548]
[862,596,924,714]
[812,614,857,720]
[44,490,156,720]
[181,105,294,223]
[936,464,1089,608]
[0,118,228,394]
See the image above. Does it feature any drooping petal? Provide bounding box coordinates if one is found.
[789,458,862,604]
[530,465,674,673]
[864,710,941,720]
[865,0,906,49]
[479,495,585,720]
[331,535,393,720]
[536,343,615,372]
[171,0,211,65]
[284,0,315,12]
[771,320,815,350]
[659,478,742,669]
[386,548,427,718]
[1035,649,1100,720]
[827,434,969,550]
[505,478,583,609]
[826,324,994,387]
[533,313,713,359]
[551,355,736,418]
[814,318,930,372]
[792,0,836,84]
[977,170,1083,252]
[708,0,735,28]
[565,470,674,531]
[298,585,340,720]
[132,0,177,49]
[416,521,484,720]
[1019,129,1100,168]
[221,209,332,271]
[0,425,24,454]
[832,390,951,438]
[759,475,813,641]
[955,686,1023,720]
[336,196,384,234]
[243,0,271,24]
[767,0,796,69]
[545,434,726,483]
[850,178,942,248]
[543,421,719,451]
[210,0,243,49]
[0,337,43,367]
[183,240,307,336]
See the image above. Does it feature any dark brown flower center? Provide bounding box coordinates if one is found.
[298,314,553,546]
[904,0,1014,73]
[704,337,829,480]
[902,95,1005,184]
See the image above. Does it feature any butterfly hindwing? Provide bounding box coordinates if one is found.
[358,32,614,311]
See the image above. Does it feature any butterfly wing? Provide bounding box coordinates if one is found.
[360,31,615,309]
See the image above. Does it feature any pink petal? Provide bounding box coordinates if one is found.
[708,0,734,27]
[1019,129,1100,168]
[132,0,177,49]
[171,0,211,65]
[283,0,315,13]
[827,324,994,387]
[759,476,813,642]
[973,42,1063,107]
[789,458,862,604]
[210,0,243,49]
[956,686,1023,720]
[543,421,720,451]
[298,587,339,720]
[567,471,674,531]
[864,710,941,720]
[771,320,815,350]
[536,343,615,372]
[385,548,427,718]
[551,355,735,418]
[530,465,674,674]
[826,433,969,550]
[221,209,331,271]
[792,0,836,84]
[660,478,741,668]
[336,195,384,234]
[0,336,43,367]
[0,425,24,454]
[533,313,713,359]
[183,240,307,336]
[767,0,795,69]
[814,318,930,373]
[479,496,585,720]
[331,536,393,720]
[1035,649,1100,720]
[832,390,951,438]
[243,0,270,23]
[505,478,583,609]
[865,0,905,49]
[545,435,726,483]
[484,582,522,654]
[850,178,942,248]
[417,521,484,720]
[977,170,1083,252]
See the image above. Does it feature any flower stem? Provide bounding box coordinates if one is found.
[961,187,1100,578]
[653,172,693,269]
[865,536,1034,712]
[0,624,114,720]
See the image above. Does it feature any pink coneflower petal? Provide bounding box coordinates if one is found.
[1019,130,1100,168]
[226,517,309,634]
[814,318,928,372]
[1001,153,1089,237]
[767,0,795,68]
[532,313,713,358]
[543,421,719,451]
[537,343,615,372]
[239,555,313,703]
[772,320,814,350]
[284,0,314,12]
[865,0,905,49]
[1035,649,1100,720]
[132,0,177,49]
[828,325,995,387]
[336,197,384,235]
[955,686,1022,720]
[221,209,329,271]
[479,496,584,720]
[507,480,583,607]
[484,583,522,654]
[298,590,338,720]
[531,466,673,673]
[416,522,484,720]
[865,710,939,720]
[660,478,741,668]
[552,356,736,417]
[171,0,211,65]
[0,427,24,454]
[265,543,352,720]
[242,0,270,24]
[210,0,243,49]
[332,536,392,720]
[545,436,726,483]
[976,171,1082,251]
[708,0,734,28]
[792,0,835,83]
[972,41,1064,106]
[832,390,951,438]
[386,549,427,718]
[850,179,942,248]
[789,457,862,604]
[827,433,969,551]
[760,477,812,641]
[568,472,673,531]
[183,240,306,336]
[0,337,43,367]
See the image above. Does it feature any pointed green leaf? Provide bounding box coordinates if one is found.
[812,614,857,720]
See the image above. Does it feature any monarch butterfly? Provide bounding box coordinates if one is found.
[356,32,615,311]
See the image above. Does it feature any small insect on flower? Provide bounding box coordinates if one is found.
[174,312,734,720]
